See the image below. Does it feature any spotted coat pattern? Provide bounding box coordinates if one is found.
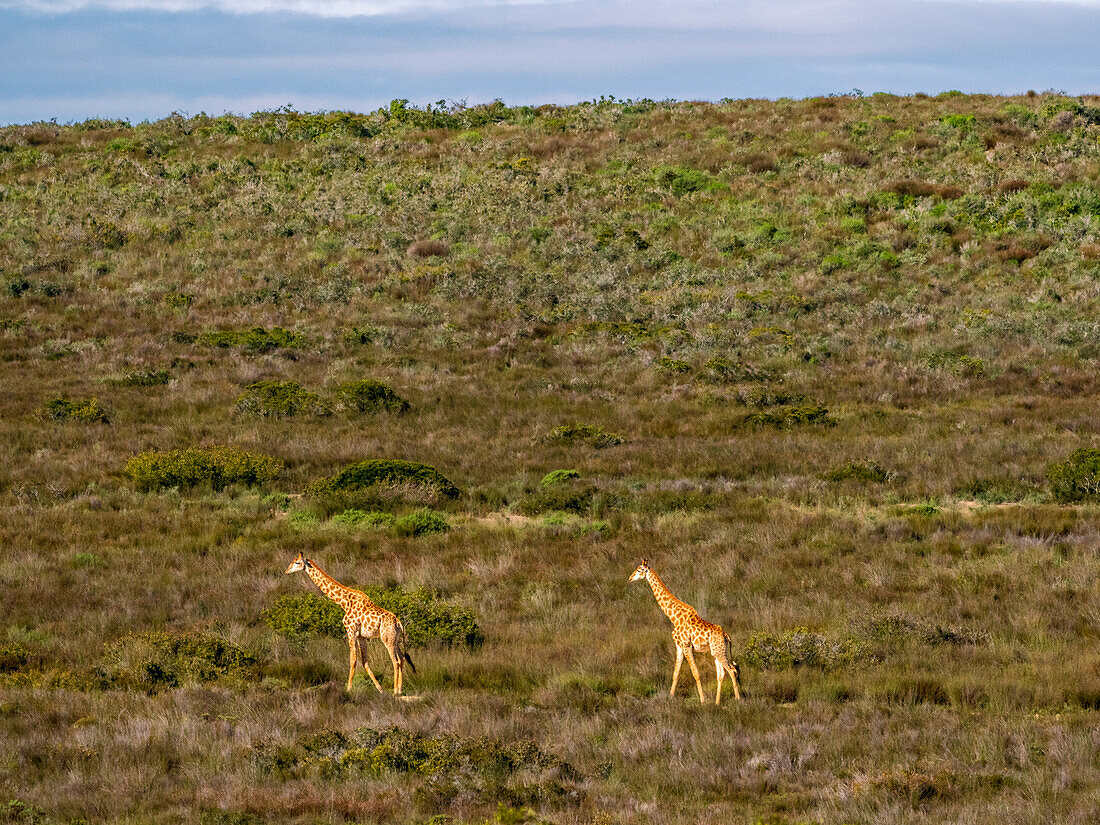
[285,552,414,695]
[630,559,742,704]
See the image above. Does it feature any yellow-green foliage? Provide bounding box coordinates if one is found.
[235,380,326,417]
[544,424,624,448]
[1048,448,1100,502]
[263,587,483,649]
[39,397,110,423]
[125,446,282,491]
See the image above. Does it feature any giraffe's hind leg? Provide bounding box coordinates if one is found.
[356,636,384,693]
[715,659,724,705]
[380,621,403,696]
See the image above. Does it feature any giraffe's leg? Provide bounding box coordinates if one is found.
[346,634,358,691]
[355,636,384,693]
[683,647,705,704]
[380,622,402,696]
[729,659,742,701]
[715,660,724,706]
[670,646,685,697]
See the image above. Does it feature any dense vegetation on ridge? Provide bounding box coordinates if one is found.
[2,91,1100,824]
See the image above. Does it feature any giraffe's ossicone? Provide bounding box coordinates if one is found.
[629,558,742,705]
[285,552,415,695]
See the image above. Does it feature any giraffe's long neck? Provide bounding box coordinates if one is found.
[304,561,357,611]
[646,569,683,623]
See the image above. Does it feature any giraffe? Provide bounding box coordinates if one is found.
[629,558,742,705]
[284,552,415,695]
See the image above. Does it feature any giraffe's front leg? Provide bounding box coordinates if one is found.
[670,645,685,696]
[345,632,358,691]
[683,647,706,704]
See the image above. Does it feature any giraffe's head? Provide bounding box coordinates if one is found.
[629,558,651,583]
[285,551,309,574]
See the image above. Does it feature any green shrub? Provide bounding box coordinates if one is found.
[515,483,597,516]
[745,406,834,428]
[703,356,773,383]
[39,397,110,423]
[307,459,460,499]
[741,627,873,670]
[195,326,302,351]
[261,594,344,642]
[394,508,450,537]
[102,630,261,690]
[0,644,31,673]
[235,380,327,418]
[333,379,410,414]
[740,386,805,407]
[1048,448,1100,503]
[116,367,171,386]
[653,165,722,196]
[824,461,895,483]
[540,469,580,486]
[544,424,624,448]
[125,446,282,492]
[655,356,691,374]
[927,350,985,377]
[330,509,395,528]
[264,587,483,649]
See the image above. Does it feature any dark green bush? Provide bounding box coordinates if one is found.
[196,326,302,351]
[39,397,110,423]
[307,459,460,499]
[540,469,580,486]
[102,630,261,690]
[235,380,327,418]
[653,165,723,196]
[544,424,624,448]
[333,379,410,414]
[745,406,834,428]
[1048,448,1100,503]
[125,446,282,491]
[741,627,873,670]
[655,356,691,374]
[263,587,483,649]
[825,461,895,483]
[740,386,805,407]
[0,643,31,673]
[703,356,774,383]
[393,508,450,537]
[330,509,395,528]
[515,482,597,516]
[116,367,171,386]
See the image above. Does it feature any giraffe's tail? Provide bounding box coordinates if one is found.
[396,618,416,674]
[724,633,742,696]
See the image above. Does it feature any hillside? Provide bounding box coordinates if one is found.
[2,92,1100,824]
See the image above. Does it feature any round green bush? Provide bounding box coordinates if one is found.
[125,446,282,492]
[1048,448,1100,503]
[39,397,110,423]
[334,380,411,414]
[544,424,624,448]
[235,380,327,418]
[393,508,449,537]
[540,469,580,486]
[307,459,460,499]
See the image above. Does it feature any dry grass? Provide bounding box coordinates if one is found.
[1,93,1100,823]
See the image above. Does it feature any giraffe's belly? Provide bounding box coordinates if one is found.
[357,621,381,638]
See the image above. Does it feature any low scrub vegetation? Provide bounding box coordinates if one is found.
[125,446,282,491]
[5,92,1100,824]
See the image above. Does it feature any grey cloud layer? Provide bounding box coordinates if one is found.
[2,0,1098,124]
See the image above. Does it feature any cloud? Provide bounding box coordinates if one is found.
[4,0,1100,15]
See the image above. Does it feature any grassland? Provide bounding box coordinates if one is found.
[2,91,1100,824]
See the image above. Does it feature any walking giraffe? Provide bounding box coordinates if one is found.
[284,552,415,695]
[629,559,742,705]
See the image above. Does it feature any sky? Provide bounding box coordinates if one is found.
[1,0,1099,125]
